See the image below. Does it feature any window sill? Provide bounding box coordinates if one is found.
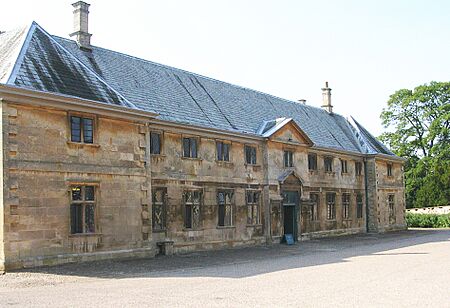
[150,154,166,158]
[325,171,335,176]
[67,141,100,148]
[181,157,203,161]
[308,170,318,174]
[217,225,236,230]
[244,163,261,167]
[152,229,167,233]
[216,160,234,166]
[69,232,102,238]
[246,224,263,228]
[182,228,204,232]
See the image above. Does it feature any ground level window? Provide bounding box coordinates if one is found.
[246,191,260,225]
[342,193,350,219]
[184,191,201,229]
[310,193,319,221]
[356,193,363,218]
[152,188,167,231]
[388,195,395,222]
[70,185,96,234]
[326,193,336,220]
[218,190,233,226]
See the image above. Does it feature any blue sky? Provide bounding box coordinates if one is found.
[3,0,449,135]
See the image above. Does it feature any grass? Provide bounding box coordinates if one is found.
[406,213,450,228]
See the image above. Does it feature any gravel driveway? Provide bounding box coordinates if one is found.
[1,229,449,307]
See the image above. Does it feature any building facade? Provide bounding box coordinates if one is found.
[0,3,406,271]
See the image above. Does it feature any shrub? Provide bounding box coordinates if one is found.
[406,213,450,228]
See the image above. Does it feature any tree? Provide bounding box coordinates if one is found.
[379,81,450,208]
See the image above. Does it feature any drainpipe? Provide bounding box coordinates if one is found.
[262,138,271,244]
[363,158,370,233]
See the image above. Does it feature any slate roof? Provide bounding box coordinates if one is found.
[0,22,396,157]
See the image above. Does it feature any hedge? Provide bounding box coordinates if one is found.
[406,213,450,228]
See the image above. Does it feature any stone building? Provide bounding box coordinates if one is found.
[0,2,406,271]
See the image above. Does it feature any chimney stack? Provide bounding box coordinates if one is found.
[69,1,92,50]
[297,99,307,105]
[321,81,333,113]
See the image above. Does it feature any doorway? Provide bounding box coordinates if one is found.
[283,191,299,241]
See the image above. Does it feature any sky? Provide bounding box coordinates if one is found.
[2,0,449,136]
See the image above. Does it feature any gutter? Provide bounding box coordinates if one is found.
[0,84,158,122]
[363,157,370,233]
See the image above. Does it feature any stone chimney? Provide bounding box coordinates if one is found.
[69,1,92,50]
[321,81,333,113]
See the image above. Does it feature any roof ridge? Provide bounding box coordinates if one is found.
[53,35,330,115]
[31,24,137,109]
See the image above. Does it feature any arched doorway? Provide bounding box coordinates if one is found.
[278,170,303,242]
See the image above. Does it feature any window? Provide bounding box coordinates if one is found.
[150,132,162,155]
[341,159,348,173]
[326,193,336,220]
[284,150,294,168]
[245,145,257,165]
[218,190,233,226]
[308,153,317,171]
[310,193,319,221]
[387,163,393,177]
[356,193,363,219]
[324,157,333,172]
[355,162,363,176]
[388,194,395,217]
[183,137,198,158]
[216,141,230,162]
[342,193,350,219]
[70,185,96,234]
[70,116,94,144]
[184,191,201,229]
[246,191,260,225]
[152,188,166,231]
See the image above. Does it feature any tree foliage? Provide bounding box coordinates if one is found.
[379,81,450,208]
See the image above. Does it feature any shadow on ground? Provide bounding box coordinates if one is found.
[7,229,450,279]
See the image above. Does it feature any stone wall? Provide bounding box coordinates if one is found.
[149,125,266,252]
[2,103,153,269]
[0,98,407,270]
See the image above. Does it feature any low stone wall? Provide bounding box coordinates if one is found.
[406,206,450,215]
[4,247,155,271]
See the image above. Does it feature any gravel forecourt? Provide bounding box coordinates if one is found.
[1,229,449,307]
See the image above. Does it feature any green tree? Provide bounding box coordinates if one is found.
[379,81,450,208]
